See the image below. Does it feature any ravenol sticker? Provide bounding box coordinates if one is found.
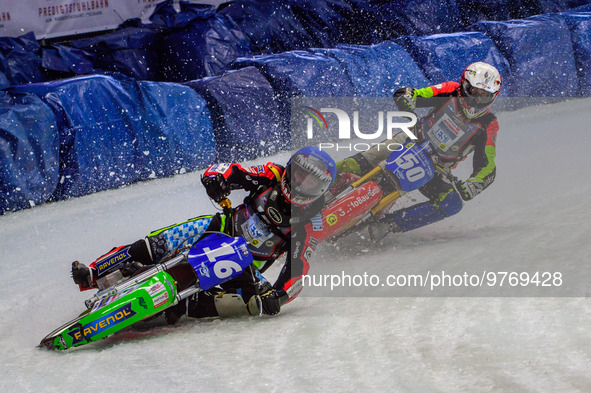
[68,303,136,344]
[95,247,131,276]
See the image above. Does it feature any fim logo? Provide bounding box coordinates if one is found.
[199,262,211,278]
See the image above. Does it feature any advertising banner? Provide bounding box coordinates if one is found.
[0,0,222,40]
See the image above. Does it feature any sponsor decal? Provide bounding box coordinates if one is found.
[239,244,250,256]
[308,237,319,250]
[147,282,165,297]
[304,247,314,261]
[91,283,141,313]
[310,214,323,231]
[199,262,211,278]
[59,336,67,349]
[286,278,303,299]
[266,206,283,224]
[68,303,136,344]
[207,163,230,174]
[326,214,338,226]
[292,240,301,258]
[152,292,169,309]
[95,247,130,276]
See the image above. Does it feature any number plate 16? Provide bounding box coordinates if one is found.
[188,234,254,290]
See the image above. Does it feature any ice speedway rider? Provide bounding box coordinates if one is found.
[335,61,502,240]
[71,146,336,321]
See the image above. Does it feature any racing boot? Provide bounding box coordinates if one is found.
[71,261,97,290]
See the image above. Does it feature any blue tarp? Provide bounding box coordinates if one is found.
[68,25,161,81]
[560,12,591,95]
[336,0,463,43]
[537,0,591,12]
[10,74,215,198]
[0,32,43,88]
[231,50,355,99]
[310,41,430,96]
[456,0,513,26]
[218,0,317,54]
[152,1,252,82]
[289,0,355,48]
[395,32,511,88]
[185,66,289,161]
[127,79,216,178]
[469,18,578,96]
[0,92,58,213]
[378,0,463,37]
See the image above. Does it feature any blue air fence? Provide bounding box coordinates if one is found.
[2,74,215,213]
[3,1,591,213]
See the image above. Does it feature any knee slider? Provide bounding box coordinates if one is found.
[214,292,261,317]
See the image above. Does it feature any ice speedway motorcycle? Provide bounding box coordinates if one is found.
[308,139,444,242]
[39,140,438,350]
[39,215,257,351]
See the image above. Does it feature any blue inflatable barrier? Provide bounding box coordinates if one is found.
[560,12,591,95]
[289,0,354,48]
[311,41,430,97]
[185,66,288,161]
[457,0,513,26]
[152,1,252,82]
[41,45,96,76]
[571,2,591,11]
[11,75,140,198]
[395,32,511,87]
[218,0,317,54]
[379,0,463,37]
[67,25,161,81]
[0,92,58,213]
[0,32,43,88]
[125,78,216,178]
[10,74,215,198]
[469,18,578,97]
[231,50,355,99]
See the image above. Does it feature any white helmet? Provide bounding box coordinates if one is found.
[459,62,502,119]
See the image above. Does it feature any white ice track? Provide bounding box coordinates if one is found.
[1,99,590,393]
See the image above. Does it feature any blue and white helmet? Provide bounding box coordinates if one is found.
[281,146,336,206]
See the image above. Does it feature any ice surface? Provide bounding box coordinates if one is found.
[1,99,590,392]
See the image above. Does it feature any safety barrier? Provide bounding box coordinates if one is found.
[1,0,591,213]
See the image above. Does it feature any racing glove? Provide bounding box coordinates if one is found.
[260,289,287,315]
[394,87,416,112]
[458,178,484,201]
[201,173,230,203]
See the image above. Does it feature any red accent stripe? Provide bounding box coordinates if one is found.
[304,106,328,130]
